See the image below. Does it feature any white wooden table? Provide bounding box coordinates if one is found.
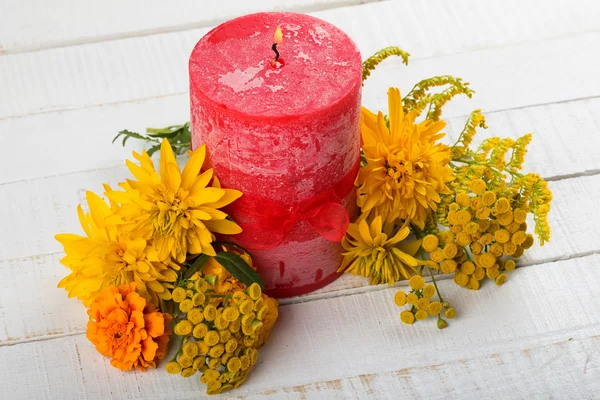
[1,0,599,398]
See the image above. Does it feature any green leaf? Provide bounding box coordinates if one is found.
[214,252,264,290]
[146,144,161,157]
[183,254,209,280]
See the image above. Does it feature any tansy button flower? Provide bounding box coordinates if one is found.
[86,283,172,371]
[107,139,242,263]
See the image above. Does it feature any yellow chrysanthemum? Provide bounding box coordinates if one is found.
[107,139,242,263]
[55,191,179,306]
[357,87,454,228]
[339,216,420,285]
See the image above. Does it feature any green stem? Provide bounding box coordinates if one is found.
[170,335,186,362]
[427,267,445,303]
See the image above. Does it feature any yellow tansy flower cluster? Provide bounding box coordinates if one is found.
[394,276,455,329]
[167,273,278,395]
[425,179,534,290]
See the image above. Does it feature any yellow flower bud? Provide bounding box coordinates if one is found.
[507,221,520,234]
[456,192,471,207]
[179,355,193,368]
[223,307,240,322]
[521,234,535,249]
[417,298,430,311]
[469,242,483,255]
[187,308,204,325]
[214,314,230,330]
[450,225,462,233]
[475,207,490,220]
[477,252,496,269]
[247,283,262,300]
[240,355,251,370]
[513,208,527,224]
[441,259,458,274]
[254,297,264,312]
[486,265,500,279]
[400,310,415,324]
[179,299,194,313]
[172,287,187,303]
[478,233,493,245]
[174,320,193,336]
[206,358,220,370]
[203,304,217,321]
[193,356,205,370]
[497,211,514,226]
[239,300,254,315]
[503,242,517,256]
[504,259,516,272]
[394,291,407,307]
[428,301,442,316]
[209,344,225,358]
[470,179,486,195]
[192,292,206,307]
[180,367,196,378]
[227,357,242,373]
[437,318,449,329]
[225,338,238,354]
[461,261,475,275]
[449,202,460,211]
[495,273,508,286]
[456,232,472,247]
[495,198,510,213]
[409,275,425,290]
[228,319,241,333]
[204,331,220,347]
[467,277,480,290]
[453,271,469,286]
[192,323,209,339]
[219,330,231,343]
[494,229,511,244]
[165,361,182,374]
[422,234,440,252]
[456,210,472,225]
[183,342,198,358]
[490,243,504,257]
[470,197,484,210]
[440,230,455,244]
[473,267,485,280]
[511,231,527,245]
[445,307,457,319]
[443,242,459,259]
[203,369,221,383]
[430,248,445,263]
[415,310,428,321]
[464,221,480,234]
[197,342,210,355]
[256,305,268,320]
[423,284,436,299]
[407,293,418,306]
[482,191,496,206]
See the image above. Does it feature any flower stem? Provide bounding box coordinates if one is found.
[427,267,445,303]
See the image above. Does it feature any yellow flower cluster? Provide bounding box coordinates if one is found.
[394,276,455,329]
[167,277,278,395]
[426,179,534,290]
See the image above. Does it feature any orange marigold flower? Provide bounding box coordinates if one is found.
[86,283,171,371]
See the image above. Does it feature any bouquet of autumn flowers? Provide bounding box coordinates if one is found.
[56,139,279,395]
[56,46,553,395]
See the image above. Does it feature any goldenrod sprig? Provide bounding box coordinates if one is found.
[362,46,410,84]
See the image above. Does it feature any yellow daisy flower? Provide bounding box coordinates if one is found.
[107,139,242,262]
[55,190,179,306]
[357,87,454,228]
[338,216,420,285]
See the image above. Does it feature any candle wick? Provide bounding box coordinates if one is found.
[271,43,280,62]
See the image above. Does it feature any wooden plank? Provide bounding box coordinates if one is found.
[1,173,598,343]
[1,256,598,399]
[1,1,599,120]
[0,0,387,54]
[2,93,599,186]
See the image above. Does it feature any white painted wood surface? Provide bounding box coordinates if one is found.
[1,0,599,398]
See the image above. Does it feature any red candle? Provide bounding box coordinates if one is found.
[189,12,362,297]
